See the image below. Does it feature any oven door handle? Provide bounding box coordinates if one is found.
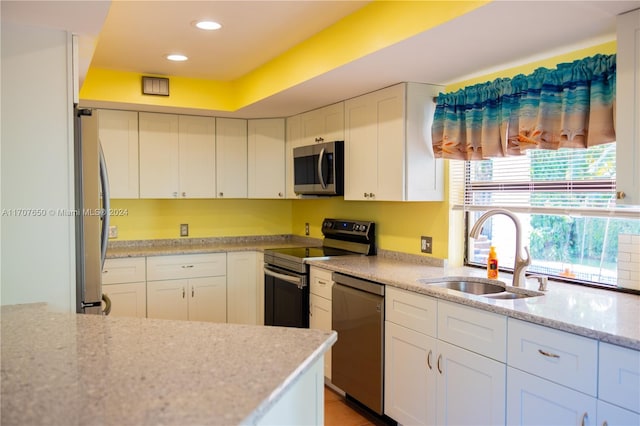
[264,266,306,289]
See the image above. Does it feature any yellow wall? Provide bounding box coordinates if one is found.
[109,199,292,240]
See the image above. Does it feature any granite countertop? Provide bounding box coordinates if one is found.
[307,255,640,351]
[0,303,336,426]
[106,235,320,258]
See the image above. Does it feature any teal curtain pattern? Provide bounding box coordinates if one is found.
[432,54,616,160]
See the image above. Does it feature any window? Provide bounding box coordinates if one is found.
[456,143,640,288]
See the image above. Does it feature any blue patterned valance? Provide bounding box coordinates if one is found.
[432,54,616,160]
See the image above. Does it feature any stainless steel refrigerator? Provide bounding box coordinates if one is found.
[74,107,111,315]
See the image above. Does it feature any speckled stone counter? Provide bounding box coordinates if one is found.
[307,255,640,351]
[106,235,320,258]
[0,303,336,426]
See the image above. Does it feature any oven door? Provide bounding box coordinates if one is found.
[264,264,309,328]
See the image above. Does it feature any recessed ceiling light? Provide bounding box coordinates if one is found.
[166,54,188,62]
[193,20,221,31]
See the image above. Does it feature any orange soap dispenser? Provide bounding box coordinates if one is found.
[487,246,499,279]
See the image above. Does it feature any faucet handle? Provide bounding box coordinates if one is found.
[526,274,548,291]
[523,246,532,266]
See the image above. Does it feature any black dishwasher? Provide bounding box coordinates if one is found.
[332,272,385,415]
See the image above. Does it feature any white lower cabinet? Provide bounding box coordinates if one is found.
[507,366,596,426]
[102,257,146,318]
[146,253,227,322]
[226,251,258,325]
[309,267,334,379]
[384,287,506,426]
[506,318,619,426]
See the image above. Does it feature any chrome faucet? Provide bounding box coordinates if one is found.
[469,208,531,287]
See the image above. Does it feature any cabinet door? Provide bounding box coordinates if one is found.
[437,340,506,426]
[616,9,640,205]
[103,282,146,318]
[372,84,405,201]
[188,276,226,323]
[597,400,640,426]
[309,293,332,379]
[226,252,258,325]
[97,109,139,199]
[178,115,215,198]
[598,342,640,413]
[344,93,378,200]
[215,117,247,198]
[384,321,437,426]
[507,367,596,426]
[300,102,344,145]
[139,112,180,198]
[248,118,285,199]
[285,115,304,199]
[147,279,188,320]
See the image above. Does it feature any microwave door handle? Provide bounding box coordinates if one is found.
[317,147,327,189]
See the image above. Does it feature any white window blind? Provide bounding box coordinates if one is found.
[451,142,638,218]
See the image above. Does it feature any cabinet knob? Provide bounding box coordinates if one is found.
[278,192,283,197]
[616,191,626,200]
[173,192,178,197]
[364,192,369,198]
[182,192,186,197]
[219,192,224,197]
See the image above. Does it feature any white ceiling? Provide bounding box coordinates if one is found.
[3,1,640,118]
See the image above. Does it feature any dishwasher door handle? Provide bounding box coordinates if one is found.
[264,266,305,289]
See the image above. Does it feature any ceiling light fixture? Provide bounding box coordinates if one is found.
[166,54,188,62]
[193,20,222,31]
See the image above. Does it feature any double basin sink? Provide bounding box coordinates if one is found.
[420,278,544,300]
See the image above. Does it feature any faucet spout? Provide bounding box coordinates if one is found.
[469,208,531,287]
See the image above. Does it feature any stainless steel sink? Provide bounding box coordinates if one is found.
[420,278,543,300]
[427,280,505,295]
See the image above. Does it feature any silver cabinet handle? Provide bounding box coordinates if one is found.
[538,349,560,359]
[580,412,588,426]
[191,287,194,297]
[173,191,178,197]
[182,192,186,197]
[427,350,433,370]
[437,354,443,374]
[182,287,185,298]
[317,280,327,287]
[181,265,194,269]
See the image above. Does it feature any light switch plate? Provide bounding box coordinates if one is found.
[180,224,189,237]
[421,236,432,254]
[108,225,118,239]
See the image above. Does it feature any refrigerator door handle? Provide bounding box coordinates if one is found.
[98,142,110,269]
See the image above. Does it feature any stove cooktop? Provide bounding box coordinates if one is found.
[266,246,357,260]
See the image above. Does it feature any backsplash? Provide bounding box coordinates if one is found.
[618,234,640,291]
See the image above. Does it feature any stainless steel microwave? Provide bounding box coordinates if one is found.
[293,140,344,196]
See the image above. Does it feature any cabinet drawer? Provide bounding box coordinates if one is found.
[507,318,597,396]
[102,257,146,284]
[599,342,640,413]
[386,286,437,337]
[147,253,226,281]
[310,267,333,299]
[437,300,506,362]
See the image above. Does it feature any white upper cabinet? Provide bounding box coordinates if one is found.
[139,112,215,198]
[97,109,139,199]
[344,82,445,201]
[285,114,304,199]
[178,115,216,198]
[299,102,344,145]
[616,8,640,205]
[216,117,248,198]
[248,118,285,199]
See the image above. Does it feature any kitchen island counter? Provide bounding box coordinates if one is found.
[0,303,335,425]
[308,254,640,351]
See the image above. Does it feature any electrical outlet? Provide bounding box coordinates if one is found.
[180,224,189,237]
[305,222,310,236]
[108,225,118,239]
[421,236,432,254]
